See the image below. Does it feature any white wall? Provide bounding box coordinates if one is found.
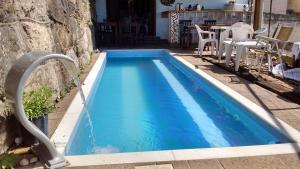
[96,0,107,22]
[156,0,248,39]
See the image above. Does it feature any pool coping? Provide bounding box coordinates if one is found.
[51,49,300,167]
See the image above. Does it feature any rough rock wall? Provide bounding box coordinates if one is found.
[0,0,95,153]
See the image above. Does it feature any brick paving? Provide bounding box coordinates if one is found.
[49,50,300,169]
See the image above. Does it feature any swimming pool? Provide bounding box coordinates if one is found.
[61,50,295,155]
[52,50,300,165]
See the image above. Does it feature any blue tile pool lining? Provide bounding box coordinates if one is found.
[51,49,300,166]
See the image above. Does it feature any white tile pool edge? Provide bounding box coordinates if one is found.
[51,49,300,167]
[65,143,300,166]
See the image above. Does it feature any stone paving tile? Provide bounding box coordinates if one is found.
[85,164,125,169]
[124,163,157,169]
[219,156,289,169]
[170,161,190,169]
[276,154,300,169]
[134,164,173,169]
[188,160,224,169]
[157,161,190,169]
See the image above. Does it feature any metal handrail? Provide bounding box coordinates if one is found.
[5,51,79,168]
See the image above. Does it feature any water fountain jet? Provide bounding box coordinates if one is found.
[5,51,91,168]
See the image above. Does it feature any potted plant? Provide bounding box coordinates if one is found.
[21,87,54,145]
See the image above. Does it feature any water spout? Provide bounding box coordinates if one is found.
[4,51,91,168]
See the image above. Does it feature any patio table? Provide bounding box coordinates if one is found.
[210,25,230,41]
[210,25,230,30]
[225,40,259,71]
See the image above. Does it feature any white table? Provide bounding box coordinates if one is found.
[225,40,259,71]
[233,41,260,71]
[210,25,230,30]
[210,25,230,42]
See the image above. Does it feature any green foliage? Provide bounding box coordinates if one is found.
[23,87,54,120]
[59,89,67,98]
[0,153,19,169]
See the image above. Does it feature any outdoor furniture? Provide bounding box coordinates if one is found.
[229,28,268,71]
[204,20,217,25]
[98,22,118,46]
[119,19,139,46]
[225,23,254,66]
[187,25,209,44]
[253,28,268,38]
[218,28,231,61]
[218,22,254,69]
[247,25,294,74]
[179,20,192,48]
[233,41,262,71]
[202,20,217,45]
[210,25,230,41]
[218,22,254,61]
[195,24,218,57]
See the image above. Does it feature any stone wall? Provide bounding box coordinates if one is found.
[0,0,95,153]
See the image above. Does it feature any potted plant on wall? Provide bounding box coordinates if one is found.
[22,87,54,145]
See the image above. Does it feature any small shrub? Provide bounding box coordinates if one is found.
[23,87,54,120]
[0,153,19,169]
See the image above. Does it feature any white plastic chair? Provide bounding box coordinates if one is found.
[218,22,254,66]
[229,27,268,71]
[195,24,218,57]
[230,22,254,42]
[253,27,268,38]
[248,25,294,75]
[219,22,252,62]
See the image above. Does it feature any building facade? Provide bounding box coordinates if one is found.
[95,0,248,39]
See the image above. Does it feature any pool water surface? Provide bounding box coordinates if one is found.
[65,50,290,155]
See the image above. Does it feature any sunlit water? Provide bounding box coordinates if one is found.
[66,50,290,155]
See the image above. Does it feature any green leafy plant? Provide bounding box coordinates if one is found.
[23,87,54,120]
[0,153,19,169]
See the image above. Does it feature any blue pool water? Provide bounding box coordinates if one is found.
[65,50,290,155]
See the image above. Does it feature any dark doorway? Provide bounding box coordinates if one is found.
[106,0,156,36]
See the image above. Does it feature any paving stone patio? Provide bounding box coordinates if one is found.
[49,50,300,169]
